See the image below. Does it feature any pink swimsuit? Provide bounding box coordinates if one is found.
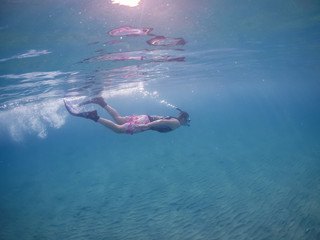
[124,115,150,135]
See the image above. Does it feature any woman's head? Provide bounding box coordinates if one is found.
[176,108,190,126]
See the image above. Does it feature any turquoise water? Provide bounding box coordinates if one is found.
[1,0,320,239]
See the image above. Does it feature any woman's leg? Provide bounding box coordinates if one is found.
[79,97,127,124]
[98,117,126,134]
[103,105,127,124]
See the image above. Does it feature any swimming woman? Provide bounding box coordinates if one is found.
[64,97,190,134]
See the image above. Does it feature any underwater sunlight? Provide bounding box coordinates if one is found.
[111,0,141,7]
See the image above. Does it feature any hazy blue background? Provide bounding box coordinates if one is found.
[1,0,320,239]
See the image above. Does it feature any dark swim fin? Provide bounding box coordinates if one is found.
[64,99,99,122]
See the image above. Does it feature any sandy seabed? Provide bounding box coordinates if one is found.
[1,126,320,240]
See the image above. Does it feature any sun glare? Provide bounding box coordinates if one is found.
[111,0,141,7]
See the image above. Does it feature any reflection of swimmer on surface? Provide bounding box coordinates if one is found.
[64,97,190,134]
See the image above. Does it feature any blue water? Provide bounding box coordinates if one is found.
[1,0,320,239]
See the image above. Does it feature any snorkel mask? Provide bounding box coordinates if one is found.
[176,107,191,126]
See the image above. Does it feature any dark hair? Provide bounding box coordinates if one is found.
[178,111,189,121]
[176,110,190,127]
[176,108,190,125]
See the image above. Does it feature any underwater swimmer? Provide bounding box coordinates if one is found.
[64,97,190,134]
